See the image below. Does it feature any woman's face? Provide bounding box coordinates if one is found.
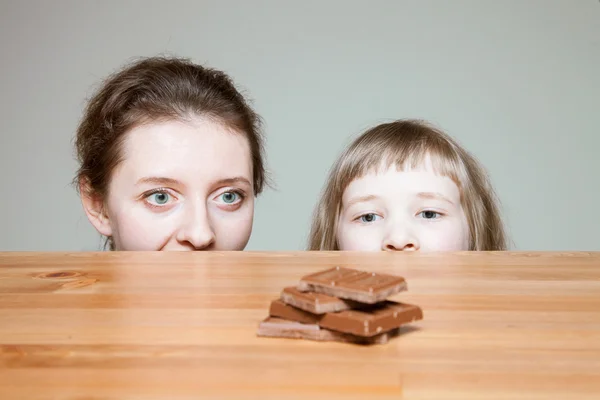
[82,117,255,251]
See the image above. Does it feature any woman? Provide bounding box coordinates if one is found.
[75,56,267,251]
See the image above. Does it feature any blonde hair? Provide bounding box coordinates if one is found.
[308,119,507,251]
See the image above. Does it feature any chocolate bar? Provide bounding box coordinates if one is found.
[296,266,407,304]
[280,286,362,314]
[270,298,321,324]
[258,266,421,345]
[269,299,422,337]
[256,317,397,344]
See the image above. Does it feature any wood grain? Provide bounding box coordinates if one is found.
[1,251,600,399]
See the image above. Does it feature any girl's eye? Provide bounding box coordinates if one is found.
[219,191,242,204]
[419,210,442,219]
[359,213,381,223]
[147,191,172,206]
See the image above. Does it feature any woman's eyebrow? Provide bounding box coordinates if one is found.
[213,177,252,187]
[135,176,181,186]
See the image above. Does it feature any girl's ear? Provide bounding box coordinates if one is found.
[79,177,113,237]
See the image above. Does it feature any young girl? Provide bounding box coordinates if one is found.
[74,56,268,251]
[308,119,507,251]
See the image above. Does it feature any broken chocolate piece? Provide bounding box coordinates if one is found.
[269,299,422,337]
[280,286,362,314]
[270,298,321,324]
[256,317,397,344]
[296,266,407,303]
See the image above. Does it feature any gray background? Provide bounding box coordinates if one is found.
[1,0,599,251]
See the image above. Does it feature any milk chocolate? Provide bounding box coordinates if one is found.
[269,299,422,337]
[296,266,407,304]
[270,298,322,324]
[280,286,362,314]
[256,317,397,345]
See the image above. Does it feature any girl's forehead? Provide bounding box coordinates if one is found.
[352,154,457,184]
[347,149,454,177]
[341,163,462,203]
[389,151,453,172]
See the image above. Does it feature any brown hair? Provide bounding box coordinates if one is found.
[75,55,266,196]
[308,119,507,251]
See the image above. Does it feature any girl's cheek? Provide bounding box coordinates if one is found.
[338,224,379,251]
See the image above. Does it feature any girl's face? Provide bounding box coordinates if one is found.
[336,159,470,252]
[82,118,255,251]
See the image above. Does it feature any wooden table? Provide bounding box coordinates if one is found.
[1,251,599,399]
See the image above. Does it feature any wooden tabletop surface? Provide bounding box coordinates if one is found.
[1,251,599,399]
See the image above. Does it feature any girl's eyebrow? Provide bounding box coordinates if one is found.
[416,191,455,205]
[345,194,379,208]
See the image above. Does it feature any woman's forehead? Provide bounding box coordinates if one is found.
[114,120,253,187]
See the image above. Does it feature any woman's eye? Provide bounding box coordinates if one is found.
[419,210,441,219]
[359,213,380,223]
[147,191,172,205]
[219,191,241,204]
